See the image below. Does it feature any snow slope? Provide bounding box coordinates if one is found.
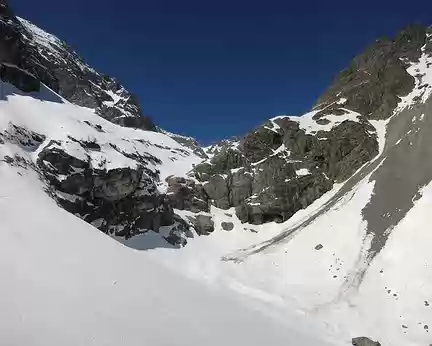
[0,127,327,346]
[0,81,202,191]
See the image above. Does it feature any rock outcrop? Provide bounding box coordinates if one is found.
[316,25,431,121]
[181,110,375,224]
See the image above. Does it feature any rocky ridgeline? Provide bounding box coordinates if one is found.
[0,0,154,130]
[316,25,432,120]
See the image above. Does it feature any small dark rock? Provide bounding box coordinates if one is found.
[315,244,324,250]
[3,155,13,164]
[352,336,381,346]
[221,221,234,231]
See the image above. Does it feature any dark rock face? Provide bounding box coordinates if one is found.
[352,337,381,346]
[0,1,154,130]
[188,112,374,224]
[166,176,209,213]
[241,124,283,162]
[35,141,188,246]
[0,63,40,92]
[195,147,246,178]
[203,174,230,209]
[229,168,253,206]
[236,172,333,224]
[316,25,429,120]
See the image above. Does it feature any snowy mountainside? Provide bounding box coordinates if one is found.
[0,79,203,245]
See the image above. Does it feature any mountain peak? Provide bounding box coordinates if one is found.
[0,3,155,131]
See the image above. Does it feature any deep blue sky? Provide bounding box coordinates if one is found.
[10,0,432,144]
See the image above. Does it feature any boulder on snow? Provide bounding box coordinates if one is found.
[221,221,234,231]
[352,337,381,346]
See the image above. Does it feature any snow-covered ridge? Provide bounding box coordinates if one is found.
[17,16,96,74]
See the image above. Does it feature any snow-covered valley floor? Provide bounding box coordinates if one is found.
[0,133,328,346]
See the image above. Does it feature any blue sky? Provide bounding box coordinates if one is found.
[11,0,432,144]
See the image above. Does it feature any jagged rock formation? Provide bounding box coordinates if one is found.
[316,24,432,120]
[176,108,377,224]
[0,0,154,130]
